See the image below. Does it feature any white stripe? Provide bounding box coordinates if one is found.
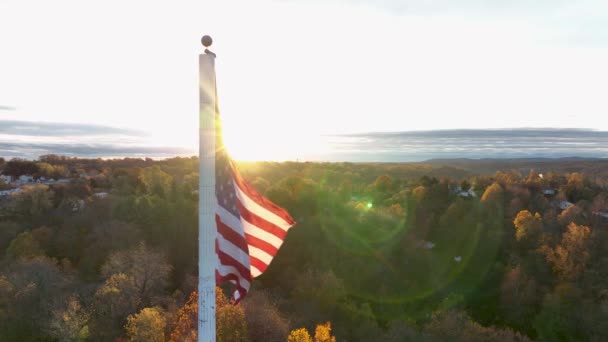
[248,245,273,265]
[217,264,251,289]
[242,219,284,249]
[217,206,245,236]
[216,234,251,269]
[233,183,293,231]
[251,266,262,278]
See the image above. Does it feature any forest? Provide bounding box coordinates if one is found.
[1,155,608,341]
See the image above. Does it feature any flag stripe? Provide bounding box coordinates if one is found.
[233,181,293,232]
[248,245,273,265]
[249,255,269,274]
[245,233,279,256]
[216,242,251,280]
[216,236,250,269]
[216,267,251,290]
[213,118,295,301]
[216,216,249,253]
[230,161,296,225]
[236,199,287,240]
[242,219,284,249]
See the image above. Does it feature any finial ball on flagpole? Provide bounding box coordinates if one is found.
[201,35,213,47]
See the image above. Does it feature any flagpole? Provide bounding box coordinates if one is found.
[199,35,217,342]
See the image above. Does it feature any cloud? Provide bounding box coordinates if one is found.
[0,120,145,137]
[0,105,16,111]
[328,0,572,15]
[0,141,193,160]
[0,120,196,160]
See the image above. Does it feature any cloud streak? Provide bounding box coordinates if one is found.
[0,119,194,160]
[0,141,193,159]
[0,119,145,137]
[0,105,16,111]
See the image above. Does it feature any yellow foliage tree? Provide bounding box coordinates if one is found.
[169,287,249,342]
[125,307,167,342]
[314,322,337,342]
[287,322,337,342]
[287,328,312,342]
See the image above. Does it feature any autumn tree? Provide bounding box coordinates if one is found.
[314,322,336,342]
[101,242,172,308]
[10,184,53,218]
[46,295,90,341]
[544,222,591,281]
[125,307,167,342]
[242,290,290,342]
[287,328,312,342]
[90,273,141,339]
[513,210,542,248]
[499,266,540,331]
[170,288,249,342]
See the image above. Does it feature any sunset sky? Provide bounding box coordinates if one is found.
[1,0,608,160]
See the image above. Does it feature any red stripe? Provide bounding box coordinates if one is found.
[236,200,287,240]
[229,161,296,225]
[216,215,249,253]
[215,241,252,280]
[245,233,278,257]
[216,271,248,304]
[249,255,268,274]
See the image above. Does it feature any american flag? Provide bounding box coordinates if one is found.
[214,121,295,302]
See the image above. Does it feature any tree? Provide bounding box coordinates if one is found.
[513,210,542,246]
[125,307,167,342]
[242,290,290,342]
[169,291,197,342]
[2,158,39,177]
[314,322,336,342]
[287,328,312,342]
[500,266,540,331]
[140,166,173,197]
[481,182,504,207]
[423,309,529,341]
[47,295,90,341]
[169,288,249,342]
[5,231,43,260]
[10,184,53,218]
[90,273,141,339]
[101,242,172,308]
[0,257,72,340]
[557,205,584,226]
[544,223,591,281]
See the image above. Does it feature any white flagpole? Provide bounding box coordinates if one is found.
[199,35,217,342]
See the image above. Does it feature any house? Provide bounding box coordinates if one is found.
[0,175,12,183]
[592,211,608,220]
[0,188,21,197]
[559,201,574,210]
[543,189,556,196]
[457,188,477,198]
[93,192,109,199]
[18,175,34,184]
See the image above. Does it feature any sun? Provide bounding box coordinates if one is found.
[221,121,328,162]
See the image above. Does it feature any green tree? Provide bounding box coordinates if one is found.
[140,166,173,197]
[5,231,43,260]
[10,184,53,218]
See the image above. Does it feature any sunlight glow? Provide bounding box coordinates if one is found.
[221,120,330,161]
